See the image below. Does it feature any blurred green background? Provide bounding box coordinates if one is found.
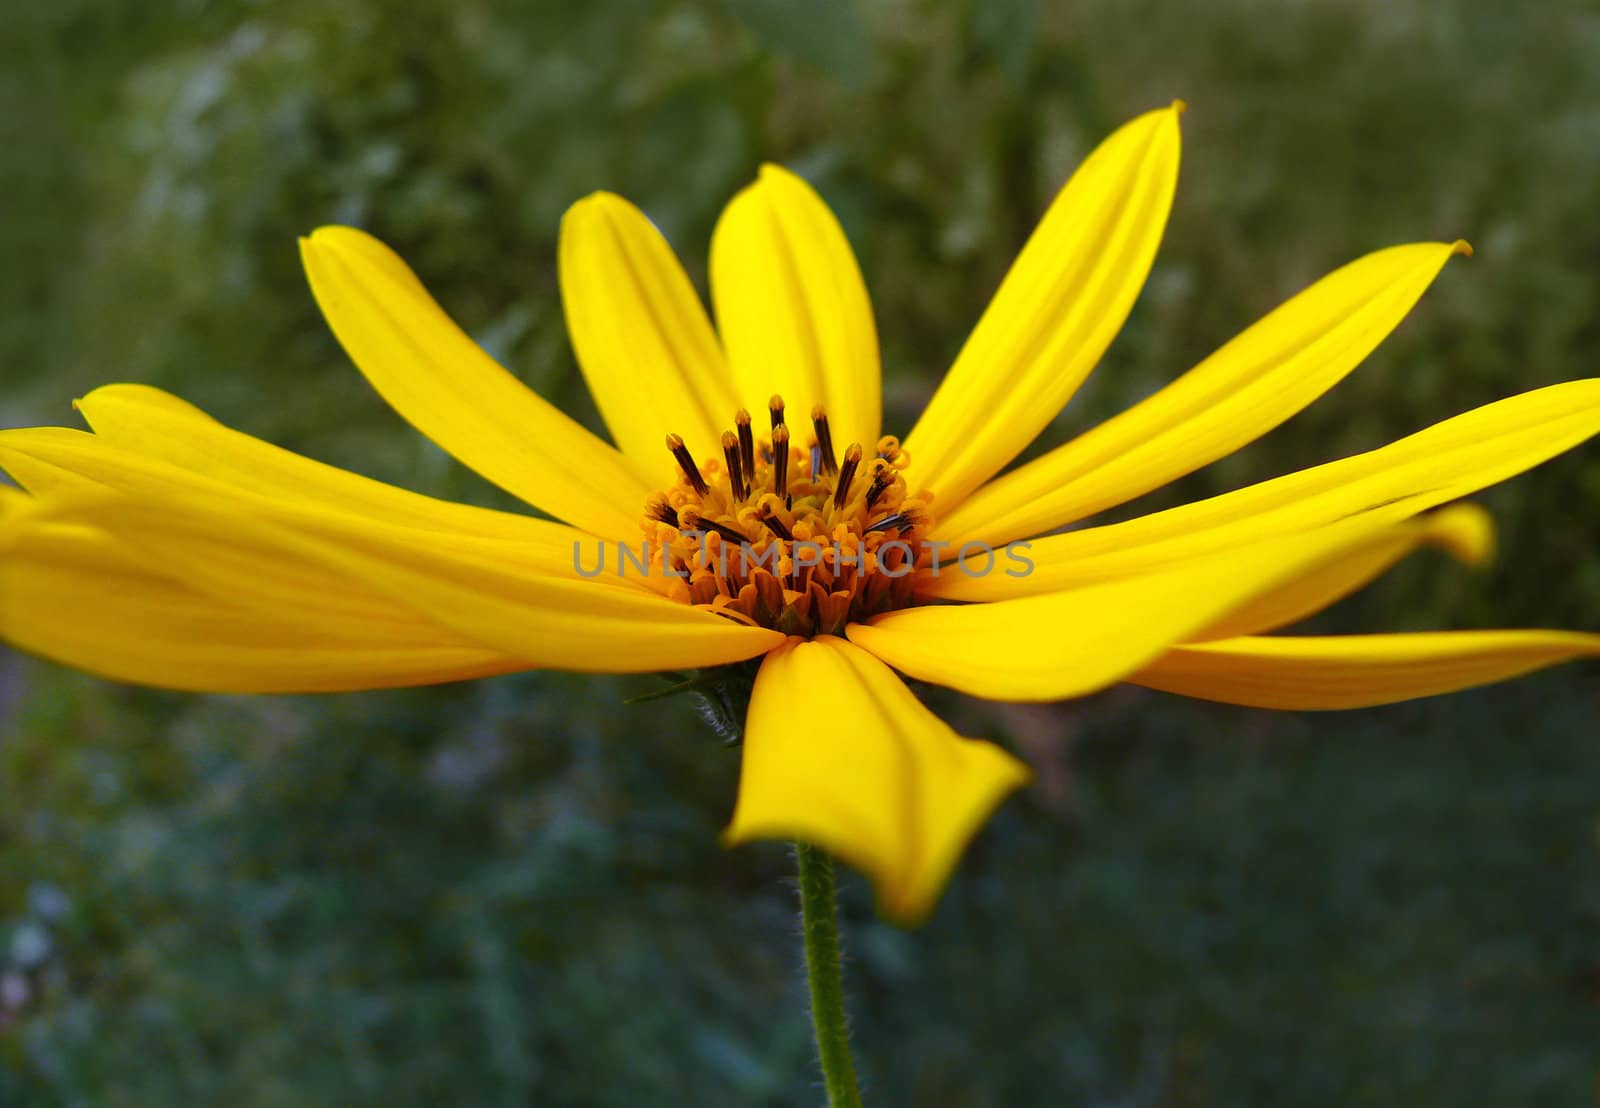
[3,1,1598,1105]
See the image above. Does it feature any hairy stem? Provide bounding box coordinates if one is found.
[794,842,864,1107]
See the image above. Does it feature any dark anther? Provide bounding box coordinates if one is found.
[864,464,893,510]
[666,433,709,496]
[722,431,748,501]
[811,405,838,477]
[760,511,794,541]
[833,444,863,508]
[768,394,786,431]
[772,424,790,497]
[695,518,749,544]
[735,408,756,478]
[810,444,822,481]
[866,512,914,533]
[648,498,680,527]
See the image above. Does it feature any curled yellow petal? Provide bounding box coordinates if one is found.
[904,103,1183,510]
[937,241,1472,546]
[849,512,1486,702]
[724,637,1029,926]
[560,192,739,478]
[1130,631,1600,710]
[711,165,881,453]
[300,226,650,539]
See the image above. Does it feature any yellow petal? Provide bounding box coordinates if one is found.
[848,512,1482,702]
[903,103,1183,510]
[928,379,1600,601]
[73,383,609,544]
[938,241,1472,546]
[723,637,1029,926]
[1192,504,1493,641]
[0,427,782,674]
[56,487,784,674]
[710,165,881,452]
[0,496,521,693]
[300,226,650,539]
[0,423,598,587]
[559,193,740,477]
[1130,631,1600,710]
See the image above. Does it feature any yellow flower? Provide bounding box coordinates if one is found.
[4,102,1598,924]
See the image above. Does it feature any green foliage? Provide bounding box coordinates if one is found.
[2,1,1597,1104]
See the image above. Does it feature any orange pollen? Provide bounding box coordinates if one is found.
[641,398,931,637]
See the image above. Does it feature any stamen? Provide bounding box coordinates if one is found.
[772,425,790,497]
[810,444,822,480]
[811,405,838,476]
[721,431,748,501]
[864,464,893,510]
[866,512,914,533]
[833,444,863,508]
[682,510,747,545]
[769,394,786,431]
[760,509,793,541]
[666,433,708,496]
[735,408,755,478]
[648,498,680,527]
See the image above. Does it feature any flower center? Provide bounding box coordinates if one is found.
[642,396,933,636]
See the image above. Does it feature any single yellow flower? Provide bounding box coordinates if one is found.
[4,102,1598,924]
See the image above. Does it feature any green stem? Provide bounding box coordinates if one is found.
[794,842,864,1108]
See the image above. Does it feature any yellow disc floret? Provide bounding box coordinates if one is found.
[643,396,933,636]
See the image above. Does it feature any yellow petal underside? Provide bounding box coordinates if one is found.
[711,165,881,452]
[560,192,740,478]
[723,637,1029,925]
[929,379,1600,601]
[937,241,1471,546]
[904,103,1183,510]
[1131,632,1600,710]
[848,512,1495,702]
[0,492,520,693]
[300,226,650,539]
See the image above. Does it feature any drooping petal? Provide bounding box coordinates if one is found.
[848,512,1487,702]
[711,165,881,453]
[559,192,740,477]
[300,226,650,539]
[903,103,1183,510]
[0,492,522,693]
[927,379,1600,601]
[937,241,1472,546]
[1130,632,1600,710]
[1191,505,1492,641]
[73,383,608,543]
[723,636,1030,925]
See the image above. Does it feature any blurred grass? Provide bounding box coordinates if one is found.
[2,1,1598,1105]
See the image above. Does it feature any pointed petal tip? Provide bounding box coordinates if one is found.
[1170,97,1188,114]
[1451,238,1474,258]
